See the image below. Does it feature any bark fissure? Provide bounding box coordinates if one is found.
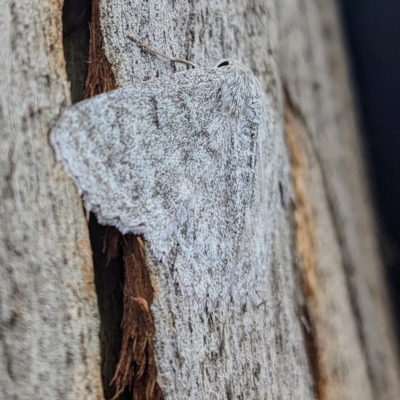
[83,2,162,399]
[108,233,163,400]
[84,0,116,99]
[285,92,326,399]
[285,85,376,396]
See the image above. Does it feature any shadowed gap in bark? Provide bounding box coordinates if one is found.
[62,1,163,398]
[62,1,129,399]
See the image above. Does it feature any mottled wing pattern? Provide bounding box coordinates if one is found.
[51,64,262,309]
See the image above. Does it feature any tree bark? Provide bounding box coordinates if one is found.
[1,0,399,400]
[0,1,103,399]
[91,0,400,398]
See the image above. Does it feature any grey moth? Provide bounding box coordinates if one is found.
[51,57,265,312]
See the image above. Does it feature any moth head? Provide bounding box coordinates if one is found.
[214,59,240,68]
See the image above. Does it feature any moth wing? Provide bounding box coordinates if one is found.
[51,66,262,308]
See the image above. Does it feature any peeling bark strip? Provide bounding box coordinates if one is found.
[284,88,376,399]
[105,232,163,400]
[285,96,326,398]
[84,0,116,98]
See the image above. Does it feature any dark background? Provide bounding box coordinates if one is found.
[339,0,400,327]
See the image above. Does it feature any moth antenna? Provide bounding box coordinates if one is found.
[127,35,197,68]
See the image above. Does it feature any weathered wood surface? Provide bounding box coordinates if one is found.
[97,0,400,399]
[98,1,314,399]
[0,1,103,398]
[1,0,400,399]
[278,0,400,398]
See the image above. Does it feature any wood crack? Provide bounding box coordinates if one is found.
[284,84,377,399]
[284,88,326,399]
[83,2,163,399]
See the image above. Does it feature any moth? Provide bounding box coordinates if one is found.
[51,39,263,311]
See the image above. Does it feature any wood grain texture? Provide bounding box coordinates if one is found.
[3,0,396,398]
[277,0,400,398]
[0,1,104,398]
[96,0,400,399]
[99,1,314,399]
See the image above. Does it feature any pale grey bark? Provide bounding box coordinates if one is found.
[1,0,399,399]
[0,1,103,399]
[99,0,400,399]
[100,0,314,398]
[277,0,400,398]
